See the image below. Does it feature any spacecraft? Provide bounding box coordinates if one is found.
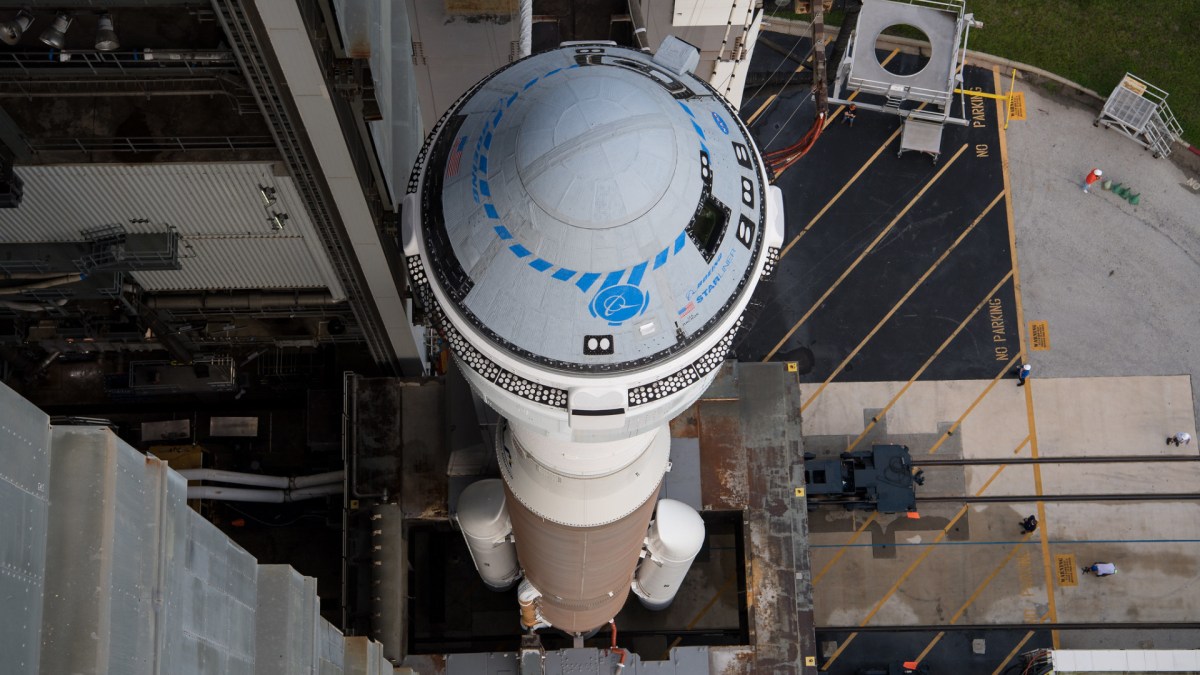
[401,36,783,636]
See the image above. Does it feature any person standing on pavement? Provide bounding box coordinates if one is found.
[1016,364,1032,386]
[1020,515,1038,534]
[843,104,857,127]
[1167,431,1192,446]
[1083,168,1103,193]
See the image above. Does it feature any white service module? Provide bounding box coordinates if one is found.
[404,35,784,634]
[632,499,707,610]
[455,479,519,591]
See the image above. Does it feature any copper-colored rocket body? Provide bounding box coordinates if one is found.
[504,481,661,633]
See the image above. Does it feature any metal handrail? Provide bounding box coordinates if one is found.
[0,50,236,76]
[26,136,275,153]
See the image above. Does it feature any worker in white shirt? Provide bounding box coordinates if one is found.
[1084,562,1117,577]
[1166,431,1192,446]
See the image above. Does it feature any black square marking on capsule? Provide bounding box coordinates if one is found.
[735,214,755,249]
[584,334,615,355]
[740,176,755,207]
[699,149,713,186]
[732,141,752,169]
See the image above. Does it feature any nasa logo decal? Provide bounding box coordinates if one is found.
[589,284,649,326]
[711,111,730,135]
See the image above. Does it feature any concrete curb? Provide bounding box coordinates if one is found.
[758,15,1198,171]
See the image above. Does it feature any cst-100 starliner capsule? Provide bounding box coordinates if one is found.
[402,36,784,635]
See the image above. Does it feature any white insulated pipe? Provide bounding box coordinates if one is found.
[455,479,520,591]
[178,468,344,489]
[632,499,706,610]
[519,0,532,57]
[186,482,343,502]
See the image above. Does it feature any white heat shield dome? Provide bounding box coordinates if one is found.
[632,498,706,610]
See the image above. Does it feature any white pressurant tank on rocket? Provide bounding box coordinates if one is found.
[632,499,708,610]
[455,479,520,591]
[402,36,784,634]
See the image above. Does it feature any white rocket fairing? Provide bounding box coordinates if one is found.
[402,36,783,634]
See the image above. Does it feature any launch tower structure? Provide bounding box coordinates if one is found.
[402,37,784,635]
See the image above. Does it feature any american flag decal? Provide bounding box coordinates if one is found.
[446,135,467,178]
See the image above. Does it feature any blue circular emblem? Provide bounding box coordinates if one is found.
[711,111,730,135]
[589,284,649,326]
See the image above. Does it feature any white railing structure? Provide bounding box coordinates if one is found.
[1096,73,1185,158]
[830,0,982,161]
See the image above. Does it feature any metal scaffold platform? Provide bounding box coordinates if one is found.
[1095,73,1184,158]
[829,0,983,163]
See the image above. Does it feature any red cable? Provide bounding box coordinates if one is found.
[608,620,627,668]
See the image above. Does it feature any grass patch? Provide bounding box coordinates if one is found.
[966,0,1198,144]
[767,1,1199,144]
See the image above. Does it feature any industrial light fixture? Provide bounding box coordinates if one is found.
[257,183,277,207]
[39,12,72,49]
[94,13,118,51]
[268,211,288,231]
[0,9,34,46]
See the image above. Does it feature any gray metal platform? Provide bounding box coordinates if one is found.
[847,0,959,104]
[899,118,946,161]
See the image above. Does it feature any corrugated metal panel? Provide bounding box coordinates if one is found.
[134,235,329,291]
[0,383,51,675]
[0,164,345,298]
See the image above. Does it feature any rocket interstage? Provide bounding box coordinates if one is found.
[402,36,784,634]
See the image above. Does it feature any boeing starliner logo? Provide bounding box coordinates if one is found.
[589,284,649,326]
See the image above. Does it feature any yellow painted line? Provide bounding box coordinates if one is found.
[776,58,919,246]
[763,143,970,362]
[992,630,1037,675]
[1012,434,1032,455]
[801,190,1006,411]
[1028,379,1057,647]
[992,66,1028,369]
[926,353,1023,455]
[993,63,1056,646]
[860,504,970,626]
[948,530,1037,626]
[954,87,1009,101]
[745,39,826,126]
[972,460,1011,496]
[825,450,1024,671]
[746,94,779,126]
[811,437,1027,588]
[778,125,903,258]
[772,49,903,178]
[1005,68,1020,129]
[913,631,945,665]
[812,512,878,586]
[844,270,1014,453]
[820,630,859,671]
[662,573,737,657]
[824,49,899,128]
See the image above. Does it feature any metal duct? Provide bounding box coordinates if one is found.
[186,483,342,502]
[145,291,338,310]
[177,468,344,489]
